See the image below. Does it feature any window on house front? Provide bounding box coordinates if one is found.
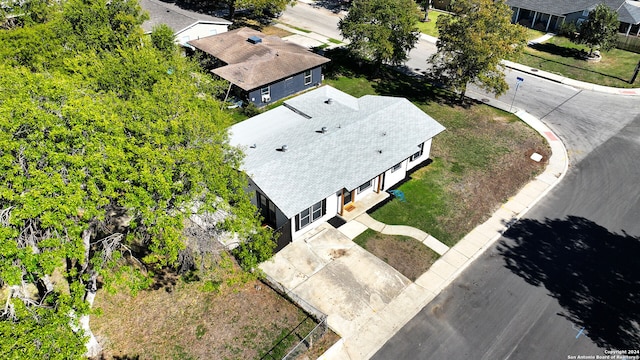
[304,70,312,85]
[358,180,373,193]
[260,86,271,102]
[296,199,326,230]
[410,143,424,162]
[391,162,402,173]
[257,192,276,227]
[582,9,589,17]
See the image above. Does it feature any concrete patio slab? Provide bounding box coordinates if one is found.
[260,225,411,339]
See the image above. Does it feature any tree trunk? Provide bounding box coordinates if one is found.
[423,0,430,22]
[228,0,236,21]
[82,273,101,358]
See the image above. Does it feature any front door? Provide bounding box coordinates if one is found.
[344,189,353,205]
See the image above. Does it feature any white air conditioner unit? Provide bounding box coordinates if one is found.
[262,95,271,103]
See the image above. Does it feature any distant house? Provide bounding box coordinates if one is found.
[229,86,446,245]
[506,0,640,36]
[188,27,330,107]
[139,0,231,46]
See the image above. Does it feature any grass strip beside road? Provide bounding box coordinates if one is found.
[517,35,640,88]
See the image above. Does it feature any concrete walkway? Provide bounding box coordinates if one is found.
[261,18,639,359]
[317,104,570,359]
[345,213,450,256]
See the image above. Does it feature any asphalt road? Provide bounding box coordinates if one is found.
[374,75,640,359]
[280,4,640,357]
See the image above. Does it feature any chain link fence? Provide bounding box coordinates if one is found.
[282,316,328,360]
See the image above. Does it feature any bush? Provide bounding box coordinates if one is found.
[558,21,578,39]
[232,227,275,272]
[242,102,262,117]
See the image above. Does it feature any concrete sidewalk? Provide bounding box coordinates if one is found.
[263,17,637,359]
[317,105,569,359]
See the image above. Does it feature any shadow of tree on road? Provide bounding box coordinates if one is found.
[498,216,640,349]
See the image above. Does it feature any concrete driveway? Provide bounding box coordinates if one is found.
[260,223,411,337]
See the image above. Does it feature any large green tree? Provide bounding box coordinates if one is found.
[575,4,619,56]
[0,0,272,357]
[428,0,526,100]
[338,0,420,69]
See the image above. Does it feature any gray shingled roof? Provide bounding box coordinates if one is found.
[139,0,231,34]
[229,86,446,219]
[506,0,627,17]
[619,1,640,24]
[187,27,330,91]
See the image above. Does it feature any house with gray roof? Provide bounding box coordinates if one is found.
[139,0,231,46]
[507,0,640,36]
[229,85,446,244]
[188,27,330,107]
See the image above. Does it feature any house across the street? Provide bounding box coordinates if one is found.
[139,0,232,46]
[229,86,446,247]
[506,0,640,36]
[188,27,330,107]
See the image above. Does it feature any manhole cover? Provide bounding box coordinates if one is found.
[531,68,539,72]
[481,98,490,103]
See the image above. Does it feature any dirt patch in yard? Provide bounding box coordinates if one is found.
[261,25,294,38]
[354,230,439,281]
[92,254,339,359]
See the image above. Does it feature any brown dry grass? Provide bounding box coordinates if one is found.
[260,26,294,38]
[432,107,551,241]
[92,254,338,360]
[354,231,439,281]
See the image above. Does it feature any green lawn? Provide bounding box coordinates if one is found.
[324,64,549,246]
[524,27,545,41]
[415,10,445,37]
[516,35,640,87]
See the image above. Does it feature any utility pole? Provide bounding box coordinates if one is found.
[510,77,524,113]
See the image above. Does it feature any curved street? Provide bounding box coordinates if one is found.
[278,3,640,358]
[374,70,640,359]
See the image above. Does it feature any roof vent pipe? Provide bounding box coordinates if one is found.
[325,98,333,105]
[321,126,328,133]
[281,144,288,152]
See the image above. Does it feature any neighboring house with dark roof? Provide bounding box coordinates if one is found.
[507,0,640,36]
[139,0,231,46]
[188,27,330,107]
[229,85,446,245]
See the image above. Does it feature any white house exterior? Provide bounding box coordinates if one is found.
[229,86,445,245]
[139,0,232,46]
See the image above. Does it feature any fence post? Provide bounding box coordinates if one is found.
[630,59,640,84]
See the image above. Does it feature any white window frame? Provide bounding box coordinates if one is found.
[410,143,424,162]
[304,70,312,85]
[297,200,325,230]
[358,180,373,193]
[260,86,271,102]
[391,162,402,173]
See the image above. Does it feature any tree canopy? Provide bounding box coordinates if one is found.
[428,0,526,100]
[338,0,420,68]
[575,4,619,55]
[0,0,272,357]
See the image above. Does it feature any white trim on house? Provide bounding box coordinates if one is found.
[230,86,445,241]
